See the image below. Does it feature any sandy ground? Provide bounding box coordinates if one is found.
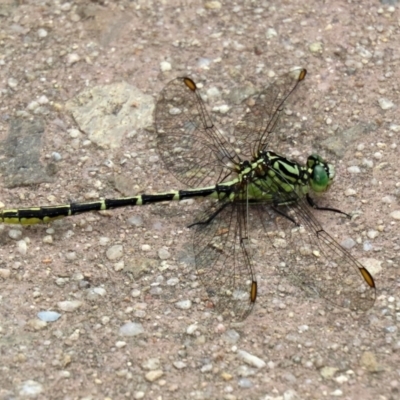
[0,1,400,399]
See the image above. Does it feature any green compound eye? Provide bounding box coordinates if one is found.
[311,164,329,192]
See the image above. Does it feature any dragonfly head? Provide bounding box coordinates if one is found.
[307,154,335,193]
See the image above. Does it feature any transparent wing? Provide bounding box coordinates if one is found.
[155,77,240,188]
[254,176,376,311]
[232,68,307,159]
[191,194,257,320]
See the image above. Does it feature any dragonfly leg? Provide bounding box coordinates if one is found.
[187,201,231,228]
[271,206,299,226]
[306,194,351,218]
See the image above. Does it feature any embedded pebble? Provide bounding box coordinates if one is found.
[158,247,171,260]
[160,61,171,72]
[345,188,356,196]
[218,104,230,114]
[18,380,43,397]
[128,215,143,227]
[27,100,39,110]
[142,358,160,370]
[86,287,107,301]
[390,210,400,220]
[222,329,240,344]
[309,42,323,53]
[0,269,11,279]
[17,240,28,255]
[320,366,338,379]
[378,98,394,110]
[167,277,179,286]
[237,350,266,368]
[149,155,159,163]
[114,261,124,271]
[347,166,361,174]
[99,237,110,246]
[186,323,198,335]
[298,325,309,333]
[38,95,49,104]
[141,244,151,251]
[37,28,48,38]
[8,229,22,240]
[8,78,18,89]
[43,235,53,244]
[335,375,349,384]
[206,87,221,101]
[66,53,80,65]
[237,365,256,377]
[221,372,233,381]
[362,158,374,168]
[238,378,253,388]
[360,351,379,372]
[382,196,395,203]
[201,363,213,373]
[205,1,222,9]
[266,27,278,39]
[131,289,141,298]
[173,361,187,369]
[367,230,379,239]
[145,370,163,382]
[363,241,373,251]
[175,300,192,310]
[106,245,123,260]
[341,238,356,249]
[28,319,47,330]
[58,300,82,312]
[37,311,61,322]
[119,322,144,337]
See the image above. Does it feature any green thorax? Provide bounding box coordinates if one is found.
[235,151,336,202]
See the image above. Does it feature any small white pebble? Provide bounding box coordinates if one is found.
[60,2,72,11]
[237,350,266,368]
[106,245,123,260]
[175,300,192,310]
[186,324,198,335]
[0,269,11,279]
[141,244,151,252]
[390,210,400,220]
[8,229,22,240]
[347,166,361,174]
[266,28,278,39]
[158,247,170,260]
[160,61,171,72]
[8,78,18,88]
[145,370,163,382]
[378,98,394,110]
[17,240,27,255]
[119,322,144,337]
[57,300,83,312]
[218,104,230,114]
[37,28,48,38]
[345,188,356,196]
[66,53,80,65]
[131,289,141,298]
[367,230,379,239]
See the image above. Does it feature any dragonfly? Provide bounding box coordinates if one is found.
[0,68,376,319]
